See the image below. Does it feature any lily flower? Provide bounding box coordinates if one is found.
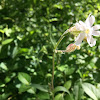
[69,14,100,47]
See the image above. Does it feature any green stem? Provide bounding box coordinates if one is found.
[51,30,68,100]
[2,33,4,40]
[54,30,68,51]
[52,52,55,90]
[51,52,55,100]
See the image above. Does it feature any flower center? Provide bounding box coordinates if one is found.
[85,29,90,34]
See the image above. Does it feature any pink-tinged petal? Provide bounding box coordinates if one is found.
[89,15,95,26]
[87,35,96,47]
[66,43,77,52]
[75,33,85,45]
[92,31,100,36]
[92,25,100,30]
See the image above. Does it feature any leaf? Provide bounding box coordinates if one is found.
[0,29,4,34]
[50,33,56,48]
[40,46,48,54]
[53,3,63,9]
[12,46,19,58]
[4,76,11,83]
[54,93,64,100]
[4,28,12,37]
[19,84,31,93]
[37,92,50,100]
[0,93,11,100]
[49,18,58,22]
[73,82,84,100]
[65,94,74,100]
[64,80,72,90]
[0,62,8,71]
[2,38,13,45]
[18,72,31,85]
[82,83,100,100]
[65,67,75,75]
[27,87,36,94]
[54,86,70,94]
[32,84,48,92]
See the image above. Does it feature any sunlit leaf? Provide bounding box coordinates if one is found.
[82,83,100,100]
[2,39,13,45]
[27,87,36,94]
[0,62,8,71]
[18,72,31,85]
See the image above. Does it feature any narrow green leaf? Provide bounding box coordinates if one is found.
[32,84,48,92]
[18,72,31,85]
[54,86,70,94]
[2,38,13,45]
[73,82,84,100]
[12,46,19,58]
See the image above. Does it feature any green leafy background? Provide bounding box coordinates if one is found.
[0,0,100,100]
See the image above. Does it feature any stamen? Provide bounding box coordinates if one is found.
[85,29,90,34]
[76,45,80,50]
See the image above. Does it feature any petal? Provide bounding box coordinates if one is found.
[75,33,85,45]
[87,35,96,47]
[92,31,100,36]
[85,15,95,26]
[89,15,95,26]
[85,14,91,26]
[66,43,77,52]
[92,25,100,30]
[79,21,86,30]
[75,23,81,30]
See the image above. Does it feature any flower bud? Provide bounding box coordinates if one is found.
[66,43,80,52]
[68,26,77,32]
[68,26,81,36]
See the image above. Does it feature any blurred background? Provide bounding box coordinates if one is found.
[0,0,100,100]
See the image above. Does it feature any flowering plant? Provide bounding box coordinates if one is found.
[51,14,100,100]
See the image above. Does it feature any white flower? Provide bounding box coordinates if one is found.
[74,14,100,47]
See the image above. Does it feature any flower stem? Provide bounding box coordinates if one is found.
[51,30,68,99]
[54,30,68,50]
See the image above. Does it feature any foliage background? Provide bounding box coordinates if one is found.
[0,0,100,100]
